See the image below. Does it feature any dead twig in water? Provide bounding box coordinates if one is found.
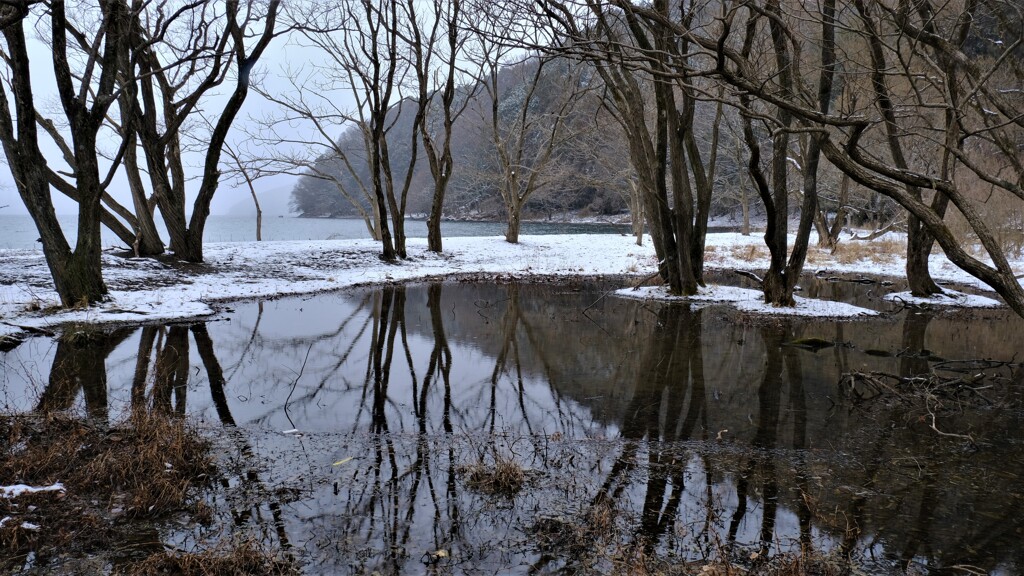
[925,394,975,445]
[838,369,1005,445]
[284,343,314,430]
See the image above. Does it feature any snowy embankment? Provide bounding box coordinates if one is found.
[0,232,1017,339]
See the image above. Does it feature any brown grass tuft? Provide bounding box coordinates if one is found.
[731,244,770,263]
[1,411,214,518]
[459,455,527,497]
[831,238,904,264]
[529,498,620,557]
[119,537,298,576]
[1,411,215,568]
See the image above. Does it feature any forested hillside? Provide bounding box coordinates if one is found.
[289,58,639,221]
[288,51,908,231]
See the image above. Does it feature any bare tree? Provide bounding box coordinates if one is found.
[553,0,1024,315]
[731,0,835,306]
[851,0,947,296]
[0,0,128,305]
[488,57,584,243]
[407,0,475,253]
[536,0,724,294]
[251,68,385,241]
[272,0,423,261]
[121,0,280,263]
[820,0,1024,310]
[221,141,264,241]
[693,0,1024,314]
[468,6,593,244]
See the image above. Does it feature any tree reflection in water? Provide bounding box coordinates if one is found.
[38,327,133,421]
[10,281,1024,573]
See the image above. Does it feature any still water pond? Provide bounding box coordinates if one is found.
[3,279,1024,574]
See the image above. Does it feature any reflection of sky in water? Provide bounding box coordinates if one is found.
[4,282,1024,574]
[1,285,618,438]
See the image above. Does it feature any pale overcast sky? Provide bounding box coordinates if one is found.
[0,20,355,219]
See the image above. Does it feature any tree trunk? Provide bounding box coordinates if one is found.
[741,186,750,236]
[241,170,263,241]
[371,201,383,241]
[629,181,644,246]
[762,262,795,306]
[375,184,397,262]
[906,219,943,295]
[652,83,683,294]
[761,0,833,307]
[175,229,205,264]
[427,184,445,252]
[123,141,165,256]
[505,203,522,244]
[55,249,109,307]
[652,0,699,296]
[816,172,849,249]
[0,17,109,307]
[391,208,407,259]
[143,135,190,257]
[370,126,398,261]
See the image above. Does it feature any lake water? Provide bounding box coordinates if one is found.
[0,214,633,250]
[3,279,1023,574]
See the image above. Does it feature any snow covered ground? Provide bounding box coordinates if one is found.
[0,232,1018,340]
[615,284,881,317]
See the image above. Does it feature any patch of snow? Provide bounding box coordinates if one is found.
[0,230,1016,335]
[883,289,1002,309]
[0,517,42,531]
[1,483,65,498]
[616,284,878,318]
[618,284,762,304]
[735,296,877,318]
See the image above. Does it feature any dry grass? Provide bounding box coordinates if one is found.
[829,238,905,265]
[722,237,906,268]
[605,545,859,576]
[459,454,527,496]
[529,498,620,562]
[118,537,298,576]
[1,411,215,568]
[730,244,770,263]
[1,411,214,518]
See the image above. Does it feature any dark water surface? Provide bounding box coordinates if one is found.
[2,280,1024,574]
